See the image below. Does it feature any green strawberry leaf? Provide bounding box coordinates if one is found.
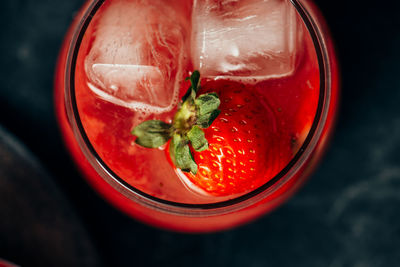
[187,70,200,93]
[170,134,198,174]
[187,125,208,152]
[181,88,191,103]
[182,70,201,102]
[131,70,222,174]
[197,109,221,129]
[131,120,172,148]
[195,93,220,116]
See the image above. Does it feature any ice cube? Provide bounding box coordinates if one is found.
[87,64,166,109]
[191,0,302,81]
[85,0,191,113]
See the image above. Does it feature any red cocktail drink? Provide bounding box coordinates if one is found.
[55,0,339,232]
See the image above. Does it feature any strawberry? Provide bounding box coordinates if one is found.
[181,80,272,196]
[132,71,272,196]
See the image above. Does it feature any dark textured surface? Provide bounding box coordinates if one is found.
[1,0,400,266]
[0,126,101,266]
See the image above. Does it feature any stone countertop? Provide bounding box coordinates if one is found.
[0,0,399,266]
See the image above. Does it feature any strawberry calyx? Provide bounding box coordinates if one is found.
[131,71,221,174]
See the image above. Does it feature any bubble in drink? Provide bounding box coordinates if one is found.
[191,0,302,81]
[85,0,190,113]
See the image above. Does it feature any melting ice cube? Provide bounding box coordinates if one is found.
[191,0,302,81]
[85,0,191,113]
[87,64,165,108]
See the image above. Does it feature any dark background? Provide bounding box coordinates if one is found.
[1,0,400,266]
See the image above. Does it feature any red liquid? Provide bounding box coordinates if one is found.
[0,259,17,267]
[55,0,339,232]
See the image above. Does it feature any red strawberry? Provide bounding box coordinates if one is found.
[179,80,274,196]
[132,71,275,197]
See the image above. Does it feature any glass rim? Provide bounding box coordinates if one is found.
[64,0,331,216]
